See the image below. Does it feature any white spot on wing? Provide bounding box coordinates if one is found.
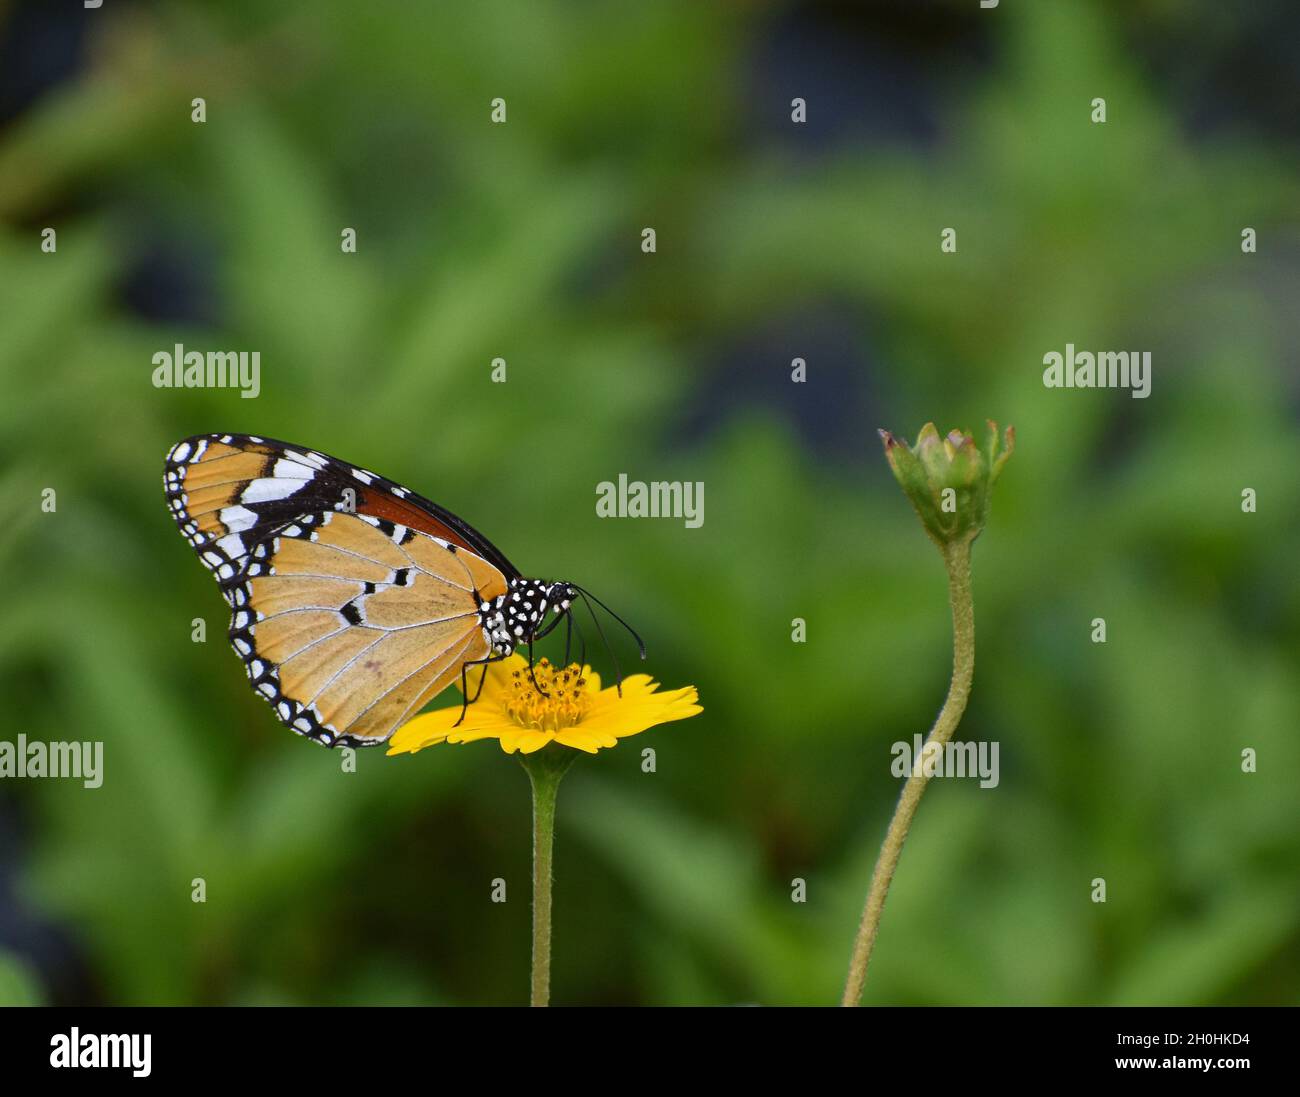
[242,477,301,504]
[220,505,258,533]
[285,449,327,469]
[271,458,317,480]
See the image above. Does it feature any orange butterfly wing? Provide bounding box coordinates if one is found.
[164,434,511,746]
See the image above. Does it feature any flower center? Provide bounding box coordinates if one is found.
[503,659,591,731]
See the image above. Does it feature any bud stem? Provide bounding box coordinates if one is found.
[841,538,975,1005]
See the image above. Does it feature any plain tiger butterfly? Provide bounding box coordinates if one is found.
[163,433,643,748]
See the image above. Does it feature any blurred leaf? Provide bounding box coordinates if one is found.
[0,951,44,1007]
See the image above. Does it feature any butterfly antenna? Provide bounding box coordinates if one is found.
[574,586,647,660]
[570,606,588,670]
[579,590,624,695]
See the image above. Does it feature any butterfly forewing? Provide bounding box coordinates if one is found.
[164,433,510,747]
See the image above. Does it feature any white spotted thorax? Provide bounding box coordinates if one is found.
[478,578,576,656]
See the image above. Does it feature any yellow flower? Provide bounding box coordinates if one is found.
[387,655,701,757]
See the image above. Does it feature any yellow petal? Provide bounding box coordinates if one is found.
[584,673,662,713]
[512,730,555,754]
[578,687,702,740]
[445,720,526,745]
[555,727,615,753]
[576,710,699,741]
[387,707,465,755]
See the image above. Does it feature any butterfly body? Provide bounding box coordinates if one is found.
[478,578,577,657]
[163,433,607,749]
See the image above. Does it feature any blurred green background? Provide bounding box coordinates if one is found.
[1,0,1298,1006]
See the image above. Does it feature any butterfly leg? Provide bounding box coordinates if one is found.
[470,660,491,704]
[530,611,566,644]
[526,638,550,697]
[454,651,507,727]
[570,609,587,670]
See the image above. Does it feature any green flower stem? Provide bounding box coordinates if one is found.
[842,539,975,1006]
[520,747,578,1007]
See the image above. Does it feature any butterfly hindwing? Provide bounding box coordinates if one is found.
[164,433,511,747]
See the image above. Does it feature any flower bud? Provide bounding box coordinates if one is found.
[878,420,1014,548]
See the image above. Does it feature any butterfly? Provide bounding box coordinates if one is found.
[163,433,643,748]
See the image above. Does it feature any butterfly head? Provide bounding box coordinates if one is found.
[547,580,578,614]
